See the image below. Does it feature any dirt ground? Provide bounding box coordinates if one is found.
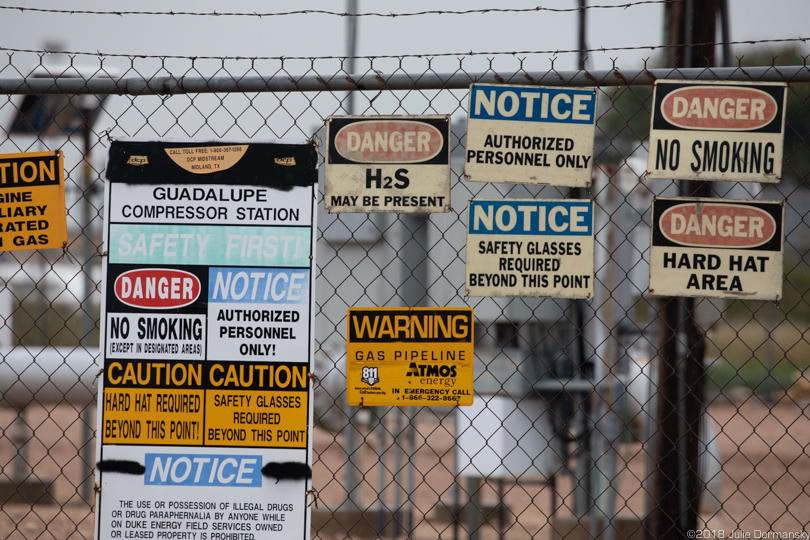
[2,396,809,539]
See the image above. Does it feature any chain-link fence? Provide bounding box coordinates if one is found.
[1,52,810,539]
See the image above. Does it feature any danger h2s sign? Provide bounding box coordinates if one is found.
[325,115,451,213]
[649,197,784,300]
[647,80,787,182]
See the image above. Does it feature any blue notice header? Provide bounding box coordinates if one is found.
[469,84,596,124]
[468,200,593,236]
[144,453,262,487]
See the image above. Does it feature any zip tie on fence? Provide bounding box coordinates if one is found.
[306,489,320,509]
[309,371,318,384]
[59,241,78,264]
[95,368,104,380]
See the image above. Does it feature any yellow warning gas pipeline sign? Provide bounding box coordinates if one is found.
[346,307,474,406]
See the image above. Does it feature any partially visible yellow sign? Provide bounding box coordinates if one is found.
[346,307,474,406]
[0,151,67,251]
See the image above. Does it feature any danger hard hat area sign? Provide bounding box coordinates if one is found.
[649,197,784,300]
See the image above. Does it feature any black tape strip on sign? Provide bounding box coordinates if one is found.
[96,460,146,475]
[261,461,312,483]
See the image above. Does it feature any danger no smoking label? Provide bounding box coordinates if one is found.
[647,80,787,182]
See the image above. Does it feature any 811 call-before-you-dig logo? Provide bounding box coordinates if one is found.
[361,366,379,386]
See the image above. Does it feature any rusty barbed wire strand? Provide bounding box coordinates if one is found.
[1,1,675,19]
[0,36,808,63]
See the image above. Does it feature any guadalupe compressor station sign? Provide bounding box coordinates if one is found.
[325,115,451,213]
[650,197,784,300]
[647,80,787,182]
[464,83,597,187]
[346,307,474,407]
[95,140,318,540]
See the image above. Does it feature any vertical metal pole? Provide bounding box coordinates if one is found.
[650,3,716,538]
[573,3,594,522]
[342,0,363,509]
[682,0,717,528]
[345,0,358,116]
[399,212,427,536]
[11,409,31,484]
[465,476,484,540]
[375,406,388,536]
[80,112,96,504]
[578,0,587,71]
[589,168,621,540]
[392,409,403,537]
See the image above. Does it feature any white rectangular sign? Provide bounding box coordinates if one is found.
[466,199,594,298]
[464,84,597,187]
[649,197,784,300]
[325,115,451,213]
[96,140,318,540]
[647,80,787,182]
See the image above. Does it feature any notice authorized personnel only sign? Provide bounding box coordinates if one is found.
[96,140,318,540]
[650,198,784,300]
[464,84,597,187]
[466,199,594,298]
[346,308,474,407]
[325,115,451,213]
[647,80,787,182]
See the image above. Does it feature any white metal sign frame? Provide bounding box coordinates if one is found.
[95,140,318,540]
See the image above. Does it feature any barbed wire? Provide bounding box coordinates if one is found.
[0,36,807,64]
[1,1,674,19]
